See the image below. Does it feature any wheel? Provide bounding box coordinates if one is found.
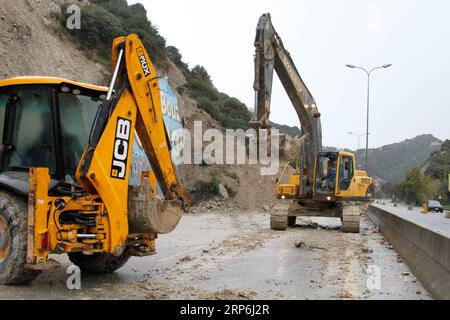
[288,216,297,227]
[68,248,131,274]
[341,205,360,233]
[0,191,41,285]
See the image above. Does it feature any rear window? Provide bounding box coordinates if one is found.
[429,200,441,206]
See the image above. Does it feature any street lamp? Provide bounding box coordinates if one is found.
[346,64,392,172]
[348,132,365,168]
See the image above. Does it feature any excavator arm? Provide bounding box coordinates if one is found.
[251,13,322,194]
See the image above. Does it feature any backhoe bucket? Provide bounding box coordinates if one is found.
[128,185,184,234]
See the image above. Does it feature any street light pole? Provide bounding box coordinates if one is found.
[348,132,364,168]
[346,64,392,172]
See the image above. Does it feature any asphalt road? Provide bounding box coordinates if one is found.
[0,211,431,300]
[372,201,450,237]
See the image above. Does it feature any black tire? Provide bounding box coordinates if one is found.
[0,191,41,285]
[288,216,297,227]
[68,248,131,274]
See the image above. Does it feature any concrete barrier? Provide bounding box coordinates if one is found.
[368,205,450,299]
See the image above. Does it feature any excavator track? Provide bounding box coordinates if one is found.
[270,201,292,231]
[341,205,361,233]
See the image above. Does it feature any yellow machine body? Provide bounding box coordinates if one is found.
[0,35,190,270]
[313,151,373,201]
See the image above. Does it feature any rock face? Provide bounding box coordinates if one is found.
[0,0,108,84]
[0,0,279,211]
[218,184,229,199]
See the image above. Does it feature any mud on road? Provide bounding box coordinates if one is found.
[0,211,431,300]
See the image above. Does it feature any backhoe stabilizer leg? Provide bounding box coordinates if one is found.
[25,168,61,270]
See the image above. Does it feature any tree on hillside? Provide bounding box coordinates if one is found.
[190,65,213,85]
[166,46,189,76]
[395,167,432,205]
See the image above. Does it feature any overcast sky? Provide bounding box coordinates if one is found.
[130,0,450,149]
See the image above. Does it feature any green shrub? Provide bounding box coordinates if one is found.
[60,0,166,66]
[192,176,221,200]
[183,66,252,130]
[185,78,219,101]
[166,46,190,76]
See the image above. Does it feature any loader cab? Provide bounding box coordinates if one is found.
[0,77,108,196]
[314,151,356,197]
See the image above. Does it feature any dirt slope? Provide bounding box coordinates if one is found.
[0,0,108,84]
[0,0,279,210]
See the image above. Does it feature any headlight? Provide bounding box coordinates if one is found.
[327,196,331,201]
[281,196,286,199]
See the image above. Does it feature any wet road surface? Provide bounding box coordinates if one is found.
[0,211,431,300]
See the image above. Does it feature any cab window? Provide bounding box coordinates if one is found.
[58,92,100,179]
[315,155,338,194]
[5,86,56,173]
[339,156,354,191]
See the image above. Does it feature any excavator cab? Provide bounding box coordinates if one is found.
[313,151,370,200]
[0,78,107,195]
[314,153,339,195]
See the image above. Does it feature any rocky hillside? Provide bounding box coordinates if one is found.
[360,134,442,182]
[0,0,108,84]
[0,0,280,210]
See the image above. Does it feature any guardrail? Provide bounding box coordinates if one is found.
[368,205,450,299]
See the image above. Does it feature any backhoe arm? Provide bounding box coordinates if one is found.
[78,34,189,208]
[74,34,190,251]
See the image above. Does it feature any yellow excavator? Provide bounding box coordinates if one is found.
[0,34,190,284]
[251,14,373,233]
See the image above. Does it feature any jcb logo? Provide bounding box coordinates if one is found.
[111,118,131,179]
[137,47,151,77]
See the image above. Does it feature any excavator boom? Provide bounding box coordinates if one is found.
[251,14,372,234]
[251,13,322,194]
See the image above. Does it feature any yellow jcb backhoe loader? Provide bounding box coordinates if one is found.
[0,34,190,284]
